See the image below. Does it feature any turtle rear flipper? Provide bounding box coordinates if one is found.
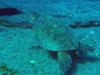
[77,42,95,56]
[58,51,72,75]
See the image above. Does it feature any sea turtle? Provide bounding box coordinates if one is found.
[32,15,94,75]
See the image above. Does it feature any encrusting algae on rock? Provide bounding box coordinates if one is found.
[0,19,33,29]
[0,64,18,75]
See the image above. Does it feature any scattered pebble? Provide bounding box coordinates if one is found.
[90,30,95,34]
[95,53,100,56]
[86,35,89,39]
[29,60,37,65]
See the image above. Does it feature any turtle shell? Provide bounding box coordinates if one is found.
[33,16,78,51]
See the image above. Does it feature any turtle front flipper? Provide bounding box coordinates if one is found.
[58,51,72,75]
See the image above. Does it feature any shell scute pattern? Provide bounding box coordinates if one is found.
[33,16,77,51]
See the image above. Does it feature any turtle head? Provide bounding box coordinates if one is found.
[29,11,40,24]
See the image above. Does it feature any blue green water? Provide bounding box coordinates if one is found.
[0,0,100,75]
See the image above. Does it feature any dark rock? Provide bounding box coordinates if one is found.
[70,20,100,28]
[0,8,22,16]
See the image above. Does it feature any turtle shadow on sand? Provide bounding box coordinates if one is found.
[64,51,100,75]
[48,50,100,75]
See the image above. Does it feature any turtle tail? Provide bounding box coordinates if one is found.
[58,51,72,75]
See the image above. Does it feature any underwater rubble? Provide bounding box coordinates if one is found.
[69,20,100,29]
[0,64,17,75]
[0,8,22,16]
[0,19,32,29]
